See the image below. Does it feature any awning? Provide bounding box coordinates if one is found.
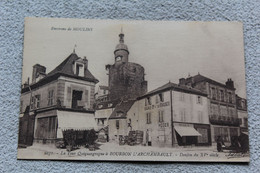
[174,126,202,137]
[57,111,97,138]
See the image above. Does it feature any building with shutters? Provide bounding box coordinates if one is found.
[19,51,98,145]
[119,82,211,147]
[179,74,240,146]
[236,95,248,134]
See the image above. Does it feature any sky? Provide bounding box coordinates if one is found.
[22,18,247,98]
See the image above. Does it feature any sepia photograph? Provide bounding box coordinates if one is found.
[17,17,249,162]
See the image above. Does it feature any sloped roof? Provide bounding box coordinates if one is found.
[21,53,98,93]
[109,100,136,119]
[138,82,207,99]
[115,43,128,52]
[96,99,120,110]
[47,53,98,83]
[188,74,229,89]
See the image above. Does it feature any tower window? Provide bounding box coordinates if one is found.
[116,56,122,62]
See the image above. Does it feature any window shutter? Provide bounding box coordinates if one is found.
[85,90,89,107]
[67,87,72,102]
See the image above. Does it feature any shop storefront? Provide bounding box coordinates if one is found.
[174,123,201,146]
[194,124,211,146]
[211,125,240,146]
[174,123,211,146]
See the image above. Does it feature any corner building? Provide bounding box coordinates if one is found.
[111,82,211,147]
[180,74,240,146]
[19,52,98,146]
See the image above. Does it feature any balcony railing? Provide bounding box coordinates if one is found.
[209,114,239,126]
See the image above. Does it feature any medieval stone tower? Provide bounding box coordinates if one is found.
[105,30,147,101]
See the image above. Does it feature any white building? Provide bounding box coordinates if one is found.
[108,82,211,147]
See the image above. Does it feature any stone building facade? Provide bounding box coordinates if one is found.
[179,74,240,146]
[19,52,98,145]
[105,31,147,101]
[95,31,148,137]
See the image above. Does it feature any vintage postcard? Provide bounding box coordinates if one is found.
[17,17,249,162]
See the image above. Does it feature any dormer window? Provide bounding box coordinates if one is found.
[116,111,123,117]
[76,63,84,76]
[74,60,84,77]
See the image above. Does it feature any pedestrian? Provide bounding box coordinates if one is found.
[216,136,224,152]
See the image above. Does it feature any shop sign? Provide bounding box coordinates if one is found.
[144,101,170,111]
[159,122,169,128]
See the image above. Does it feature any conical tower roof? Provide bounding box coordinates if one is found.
[114,30,128,53]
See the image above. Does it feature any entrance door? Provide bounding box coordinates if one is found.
[158,129,166,147]
[18,110,35,146]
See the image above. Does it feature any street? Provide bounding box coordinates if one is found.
[17,142,249,162]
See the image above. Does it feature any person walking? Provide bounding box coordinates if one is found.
[216,136,224,152]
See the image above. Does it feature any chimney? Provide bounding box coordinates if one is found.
[179,78,186,85]
[83,56,88,69]
[83,56,88,78]
[180,76,193,87]
[22,77,30,88]
[32,64,46,84]
[226,78,234,89]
